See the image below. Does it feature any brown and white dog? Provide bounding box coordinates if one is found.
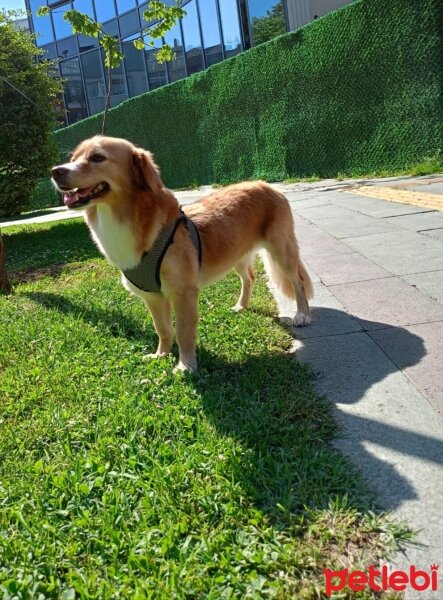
[52,136,313,372]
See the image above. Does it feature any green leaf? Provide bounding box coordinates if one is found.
[133,38,145,51]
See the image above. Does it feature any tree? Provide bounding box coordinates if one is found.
[38,1,186,134]
[251,2,286,46]
[0,10,61,217]
[0,229,11,294]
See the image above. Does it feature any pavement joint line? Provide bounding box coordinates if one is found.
[343,185,443,212]
[381,210,438,219]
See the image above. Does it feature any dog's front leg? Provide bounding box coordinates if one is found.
[142,295,174,360]
[171,287,199,373]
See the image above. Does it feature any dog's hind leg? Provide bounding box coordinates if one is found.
[142,294,174,359]
[232,253,256,312]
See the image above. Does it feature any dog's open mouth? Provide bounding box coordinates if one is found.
[63,182,110,208]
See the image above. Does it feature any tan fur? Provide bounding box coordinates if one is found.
[52,136,313,372]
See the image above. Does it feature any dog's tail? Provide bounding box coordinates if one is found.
[262,252,314,300]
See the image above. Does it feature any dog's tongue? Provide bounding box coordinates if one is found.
[63,186,94,206]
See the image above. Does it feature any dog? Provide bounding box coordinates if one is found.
[51,136,313,372]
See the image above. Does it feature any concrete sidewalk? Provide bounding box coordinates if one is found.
[273,178,443,599]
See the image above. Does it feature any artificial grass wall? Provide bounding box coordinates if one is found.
[34,0,443,203]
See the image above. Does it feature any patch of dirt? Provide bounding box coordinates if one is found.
[10,264,68,283]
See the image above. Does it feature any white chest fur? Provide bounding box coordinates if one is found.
[86,204,139,270]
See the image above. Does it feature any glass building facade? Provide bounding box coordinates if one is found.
[25,1,352,125]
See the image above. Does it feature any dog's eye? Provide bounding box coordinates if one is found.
[90,154,106,163]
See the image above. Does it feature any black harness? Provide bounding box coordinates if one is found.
[122,210,202,293]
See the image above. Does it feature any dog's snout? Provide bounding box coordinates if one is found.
[51,166,69,180]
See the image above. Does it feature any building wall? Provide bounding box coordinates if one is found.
[26,0,355,125]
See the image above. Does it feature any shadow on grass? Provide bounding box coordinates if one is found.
[25,290,157,345]
[3,219,99,272]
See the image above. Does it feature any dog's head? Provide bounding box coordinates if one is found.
[51,136,163,210]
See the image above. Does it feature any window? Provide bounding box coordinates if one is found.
[218,0,242,57]
[59,58,88,124]
[247,0,286,46]
[73,0,94,19]
[94,0,116,22]
[52,2,74,40]
[41,43,57,60]
[164,23,186,83]
[30,0,54,46]
[81,49,106,114]
[181,0,204,75]
[78,34,99,53]
[57,36,78,58]
[100,47,129,107]
[101,19,119,36]
[116,0,137,13]
[119,9,140,37]
[145,37,167,90]
[198,0,223,66]
[123,40,149,97]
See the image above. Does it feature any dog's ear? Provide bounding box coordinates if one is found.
[132,148,163,192]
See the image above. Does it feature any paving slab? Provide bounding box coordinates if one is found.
[369,322,443,414]
[331,192,436,218]
[329,277,443,330]
[421,227,443,241]
[383,211,443,232]
[343,230,443,275]
[401,270,443,304]
[291,215,355,259]
[305,250,391,285]
[303,210,398,240]
[290,203,353,221]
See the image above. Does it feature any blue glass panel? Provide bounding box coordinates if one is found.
[30,0,54,46]
[41,42,57,60]
[144,36,167,89]
[164,22,186,82]
[117,0,136,14]
[80,49,106,114]
[123,40,148,96]
[198,0,222,66]
[181,0,204,75]
[78,34,99,52]
[59,57,88,123]
[94,0,116,22]
[100,47,129,105]
[101,19,119,36]
[218,0,242,56]
[73,0,95,19]
[57,36,78,59]
[52,2,74,40]
[119,9,140,37]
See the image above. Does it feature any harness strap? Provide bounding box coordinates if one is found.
[123,209,202,293]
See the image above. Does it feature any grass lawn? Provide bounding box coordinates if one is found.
[0,219,409,598]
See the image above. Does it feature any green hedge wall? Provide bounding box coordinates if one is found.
[33,0,443,207]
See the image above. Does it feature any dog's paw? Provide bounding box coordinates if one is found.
[231,303,246,312]
[173,360,197,374]
[293,312,311,327]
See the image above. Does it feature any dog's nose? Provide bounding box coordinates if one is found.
[51,166,69,180]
